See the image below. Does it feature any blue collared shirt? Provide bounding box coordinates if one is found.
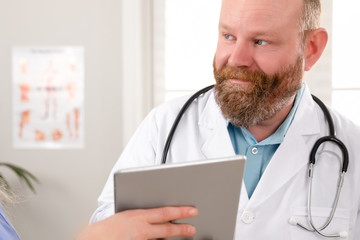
[227,84,305,198]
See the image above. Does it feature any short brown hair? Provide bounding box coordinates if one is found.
[300,0,321,32]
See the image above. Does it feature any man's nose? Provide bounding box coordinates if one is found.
[228,41,254,68]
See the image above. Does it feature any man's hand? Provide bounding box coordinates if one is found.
[76,206,198,240]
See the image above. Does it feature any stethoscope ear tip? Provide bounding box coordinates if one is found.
[288,217,298,226]
[339,231,348,238]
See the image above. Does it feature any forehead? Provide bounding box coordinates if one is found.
[219,0,303,32]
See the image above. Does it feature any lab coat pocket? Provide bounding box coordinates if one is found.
[289,207,351,239]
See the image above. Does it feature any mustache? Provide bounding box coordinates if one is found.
[214,65,279,90]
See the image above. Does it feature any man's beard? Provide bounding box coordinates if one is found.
[213,56,304,128]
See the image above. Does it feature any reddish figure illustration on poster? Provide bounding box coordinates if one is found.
[12,47,84,149]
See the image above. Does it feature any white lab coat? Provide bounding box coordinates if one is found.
[91,84,360,239]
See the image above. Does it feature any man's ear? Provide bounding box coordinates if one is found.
[304,28,328,71]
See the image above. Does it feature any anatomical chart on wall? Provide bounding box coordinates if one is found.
[12,47,84,149]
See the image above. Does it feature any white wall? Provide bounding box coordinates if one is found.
[0,0,132,239]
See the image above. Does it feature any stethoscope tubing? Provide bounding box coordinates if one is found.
[311,95,349,173]
[161,85,215,164]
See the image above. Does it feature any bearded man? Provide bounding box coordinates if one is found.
[80,0,360,239]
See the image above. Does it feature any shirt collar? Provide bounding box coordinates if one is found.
[230,83,305,146]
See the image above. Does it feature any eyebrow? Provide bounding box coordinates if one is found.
[251,31,281,39]
[219,22,281,39]
[218,22,233,31]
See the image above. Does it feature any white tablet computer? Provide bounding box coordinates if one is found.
[114,155,246,240]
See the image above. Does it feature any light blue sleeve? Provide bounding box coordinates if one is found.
[0,204,21,240]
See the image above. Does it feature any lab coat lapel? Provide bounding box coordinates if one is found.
[249,86,322,207]
[198,91,250,206]
[198,91,235,159]
[199,93,249,208]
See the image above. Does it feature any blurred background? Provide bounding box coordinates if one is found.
[0,0,359,239]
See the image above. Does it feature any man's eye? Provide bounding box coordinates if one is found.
[225,34,234,40]
[255,40,268,46]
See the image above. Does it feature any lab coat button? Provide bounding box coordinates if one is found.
[241,211,254,224]
[251,147,258,154]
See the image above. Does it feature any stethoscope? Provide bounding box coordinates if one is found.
[161,85,349,238]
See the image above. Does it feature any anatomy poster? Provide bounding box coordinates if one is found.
[12,47,84,149]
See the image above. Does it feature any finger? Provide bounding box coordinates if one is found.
[148,222,196,239]
[144,206,198,223]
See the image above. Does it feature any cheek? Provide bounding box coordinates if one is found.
[214,43,231,70]
[253,51,298,74]
[254,56,283,73]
